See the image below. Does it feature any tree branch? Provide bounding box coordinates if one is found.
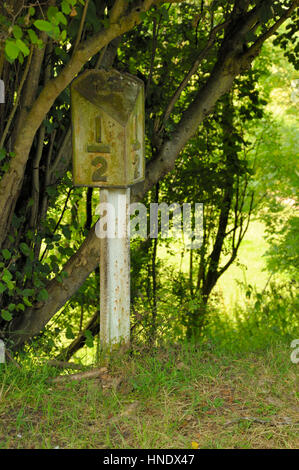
[244,1,299,58]
[0,46,33,149]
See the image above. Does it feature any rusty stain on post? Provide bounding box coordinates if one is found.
[99,188,131,345]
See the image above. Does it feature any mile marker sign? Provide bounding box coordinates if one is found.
[71,68,145,188]
[71,68,145,346]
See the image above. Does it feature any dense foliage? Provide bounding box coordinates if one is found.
[0,0,298,359]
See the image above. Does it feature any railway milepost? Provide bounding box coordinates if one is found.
[71,68,145,347]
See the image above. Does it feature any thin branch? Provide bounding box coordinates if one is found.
[160,19,230,130]
[30,123,46,228]
[50,127,72,177]
[40,186,73,261]
[243,1,299,58]
[72,0,90,57]
[40,128,56,221]
[146,15,159,96]
[95,44,108,68]
[0,46,33,149]
[30,39,52,229]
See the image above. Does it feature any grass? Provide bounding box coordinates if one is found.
[1,220,297,450]
[217,220,270,308]
[0,340,298,449]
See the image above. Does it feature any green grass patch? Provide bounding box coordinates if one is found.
[0,340,298,449]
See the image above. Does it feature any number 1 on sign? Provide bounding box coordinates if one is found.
[88,115,110,182]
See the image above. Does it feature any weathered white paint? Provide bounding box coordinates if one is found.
[99,188,130,345]
[0,339,5,364]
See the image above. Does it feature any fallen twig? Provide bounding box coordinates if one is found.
[225,417,271,426]
[47,367,108,384]
[5,350,21,369]
[224,416,296,427]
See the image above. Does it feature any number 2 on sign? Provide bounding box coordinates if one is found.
[88,116,110,182]
[92,156,108,182]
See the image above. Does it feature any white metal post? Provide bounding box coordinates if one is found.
[0,339,5,364]
[99,188,130,346]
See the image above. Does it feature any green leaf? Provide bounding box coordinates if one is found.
[34,20,53,32]
[61,1,71,15]
[48,25,60,40]
[23,297,32,307]
[20,242,31,257]
[13,25,23,40]
[5,40,20,60]
[47,6,59,22]
[1,310,12,322]
[2,269,12,283]
[66,326,75,339]
[12,214,22,229]
[37,288,49,302]
[2,249,11,260]
[15,39,30,57]
[0,283,6,294]
[56,12,67,26]
[22,288,34,297]
[85,337,94,348]
[26,230,34,241]
[7,281,15,291]
[62,225,71,238]
[46,338,55,349]
[60,29,67,41]
[28,29,38,44]
[0,148,6,161]
[84,329,94,348]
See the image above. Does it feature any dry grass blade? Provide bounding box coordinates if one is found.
[47,360,85,370]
